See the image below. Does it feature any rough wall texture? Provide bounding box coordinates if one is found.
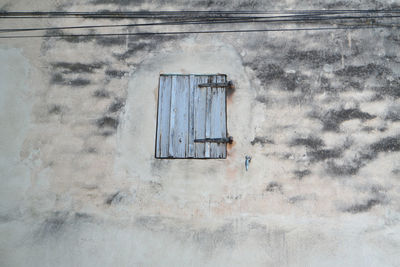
[0,0,399,266]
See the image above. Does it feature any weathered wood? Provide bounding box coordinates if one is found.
[217,75,227,158]
[194,75,208,158]
[156,74,228,159]
[187,74,196,158]
[170,75,189,158]
[198,82,231,88]
[156,75,172,158]
[204,75,214,158]
[210,75,227,158]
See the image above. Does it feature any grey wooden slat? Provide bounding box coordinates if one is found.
[210,75,219,158]
[156,75,172,158]
[194,75,208,158]
[170,75,189,158]
[168,75,178,157]
[187,74,195,158]
[204,75,215,158]
[155,76,163,158]
[214,75,227,158]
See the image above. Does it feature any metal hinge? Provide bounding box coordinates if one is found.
[194,136,233,144]
[198,81,233,88]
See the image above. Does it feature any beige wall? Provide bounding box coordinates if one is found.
[1,0,399,266]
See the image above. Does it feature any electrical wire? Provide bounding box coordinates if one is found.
[0,14,399,33]
[0,25,395,39]
[1,10,400,19]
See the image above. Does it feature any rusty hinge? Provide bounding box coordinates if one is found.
[198,81,233,88]
[194,136,233,144]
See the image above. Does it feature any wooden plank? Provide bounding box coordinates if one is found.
[214,75,227,158]
[168,75,177,157]
[156,75,172,158]
[204,75,215,158]
[194,75,208,158]
[187,74,196,158]
[170,75,189,158]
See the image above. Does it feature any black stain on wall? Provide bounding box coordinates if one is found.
[370,135,400,154]
[294,169,311,179]
[51,73,65,84]
[69,78,91,87]
[288,195,307,204]
[344,199,380,213]
[374,79,400,99]
[93,89,110,98]
[97,116,119,129]
[286,49,342,68]
[96,36,126,46]
[251,136,274,146]
[311,108,376,131]
[52,62,104,73]
[50,73,91,87]
[308,149,342,162]
[108,99,125,112]
[326,160,361,176]
[335,64,391,78]
[290,136,324,149]
[106,191,124,205]
[105,69,128,78]
[36,212,68,238]
[265,182,282,192]
[48,104,62,115]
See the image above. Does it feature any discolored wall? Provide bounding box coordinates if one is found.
[0,0,399,266]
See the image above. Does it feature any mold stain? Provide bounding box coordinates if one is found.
[251,136,274,146]
[307,148,342,162]
[288,195,307,204]
[51,62,104,74]
[97,116,119,129]
[285,49,342,67]
[108,99,125,112]
[69,78,91,87]
[48,104,62,115]
[370,135,400,154]
[50,73,91,87]
[344,199,380,213]
[36,212,68,239]
[293,169,311,179]
[105,69,128,78]
[335,63,391,78]
[105,191,124,205]
[311,108,376,132]
[290,136,324,149]
[93,89,110,98]
[265,182,282,193]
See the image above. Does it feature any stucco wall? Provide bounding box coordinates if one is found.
[0,0,399,266]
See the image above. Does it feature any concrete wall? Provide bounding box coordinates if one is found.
[1,0,399,266]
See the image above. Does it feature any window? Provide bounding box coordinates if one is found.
[155,74,232,159]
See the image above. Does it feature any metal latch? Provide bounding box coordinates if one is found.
[198,81,233,88]
[194,136,233,144]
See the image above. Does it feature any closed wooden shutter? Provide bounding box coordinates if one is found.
[155,74,228,159]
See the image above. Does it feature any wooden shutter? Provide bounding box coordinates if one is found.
[155,74,228,159]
